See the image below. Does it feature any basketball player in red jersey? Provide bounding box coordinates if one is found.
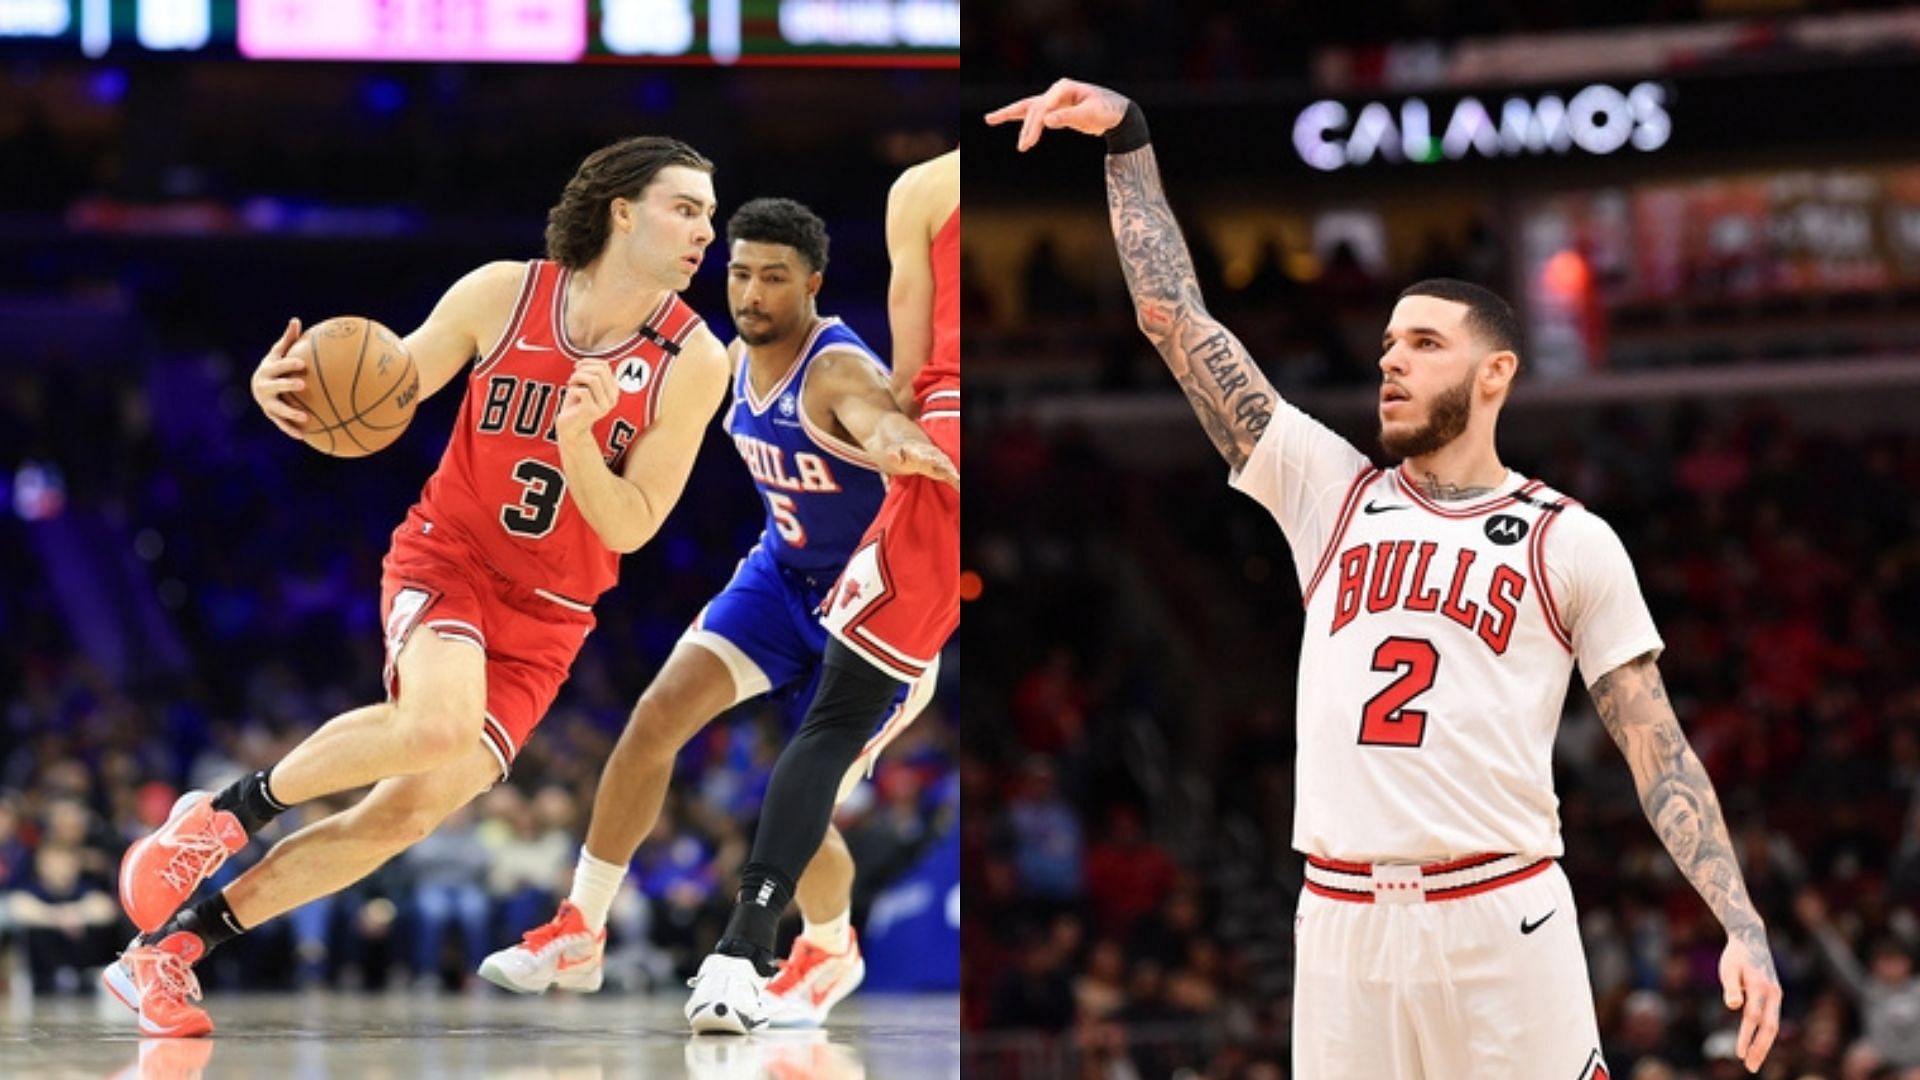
[103,136,732,1038]
[991,82,1781,1077]
[687,148,959,1032]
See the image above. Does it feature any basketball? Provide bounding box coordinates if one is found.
[284,316,420,457]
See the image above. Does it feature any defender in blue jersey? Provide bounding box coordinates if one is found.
[479,199,954,1029]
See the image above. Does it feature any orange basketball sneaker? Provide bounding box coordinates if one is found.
[119,792,247,933]
[764,931,865,1028]
[100,931,213,1038]
[476,900,608,993]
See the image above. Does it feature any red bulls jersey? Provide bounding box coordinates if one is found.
[412,260,703,607]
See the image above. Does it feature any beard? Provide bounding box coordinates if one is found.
[1379,368,1475,460]
[734,314,786,347]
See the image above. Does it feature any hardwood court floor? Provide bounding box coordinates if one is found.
[0,989,958,1078]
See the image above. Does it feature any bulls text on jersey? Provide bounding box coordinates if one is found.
[732,433,844,495]
[1328,540,1527,655]
[476,374,639,466]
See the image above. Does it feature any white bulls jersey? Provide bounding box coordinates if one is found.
[1231,400,1663,864]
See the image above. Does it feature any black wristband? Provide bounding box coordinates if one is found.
[1103,101,1151,155]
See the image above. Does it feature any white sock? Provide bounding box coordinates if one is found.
[801,908,853,955]
[566,849,625,933]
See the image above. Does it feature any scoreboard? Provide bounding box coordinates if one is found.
[0,0,958,65]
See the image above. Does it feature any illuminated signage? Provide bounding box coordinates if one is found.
[238,0,586,63]
[0,0,956,65]
[1294,82,1672,171]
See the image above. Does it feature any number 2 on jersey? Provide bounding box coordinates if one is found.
[502,459,566,538]
[1359,637,1439,747]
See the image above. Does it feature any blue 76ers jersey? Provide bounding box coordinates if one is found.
[728,318,888,575]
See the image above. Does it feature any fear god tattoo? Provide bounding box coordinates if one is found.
[1105,146,1275,471]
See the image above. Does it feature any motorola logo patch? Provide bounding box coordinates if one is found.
[616,358,652,394]
[1485,514,1529,545]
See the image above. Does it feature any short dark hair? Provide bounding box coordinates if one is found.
[726,197,830,274]
[545,136,714,270]
[1398,278,1523,359]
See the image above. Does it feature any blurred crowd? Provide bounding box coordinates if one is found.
[966,215,1506,391]
[964,404,1920,1080]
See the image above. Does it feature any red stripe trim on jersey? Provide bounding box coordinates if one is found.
[653,294,700,342]
[1302,467,1380,611]
[1306,855,1375,875]
[639,299,704,431]
[473,263,540,377]
[1423,858,1552,900]
[552,270,657,361]
[1303,879,1375,903]
[848,625,931,680]
[1527,496,1575,654]
[1394,467,1544,519]
[481,714,516,778]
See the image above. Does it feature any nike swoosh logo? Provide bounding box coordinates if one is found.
[515,336,554,352]
[556,953,596,971]
[1363,501,1408,514]
[1520,909,1556,935]
[809,975,847,1008]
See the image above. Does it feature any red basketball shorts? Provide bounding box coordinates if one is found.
[820,382,959,681]
[379,510,595,778]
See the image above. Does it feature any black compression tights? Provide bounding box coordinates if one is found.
[718,639,904,969]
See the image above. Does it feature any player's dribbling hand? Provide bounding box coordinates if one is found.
[556,359,618,442]
[252,317,309,439]
[985,78,1132,152]
[882,441,959,490]
[1719,934,1782,1073]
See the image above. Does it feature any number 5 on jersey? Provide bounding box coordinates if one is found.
[765,491,807,546]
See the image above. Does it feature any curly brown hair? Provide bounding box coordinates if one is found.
[544,136,714,270]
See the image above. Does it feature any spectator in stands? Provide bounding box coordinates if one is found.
[1797,889,1920,1067]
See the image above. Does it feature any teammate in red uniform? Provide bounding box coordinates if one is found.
[104,135,731,1038]
[687,148,959,1033]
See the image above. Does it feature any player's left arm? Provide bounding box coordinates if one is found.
[1591,652,1782,1071]
[554,325,730,553]
[810,348,958,489]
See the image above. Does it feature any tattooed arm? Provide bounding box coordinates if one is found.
[987,80,1276,471]
[1591,652,1782,1071]
[1104,145,1274,470]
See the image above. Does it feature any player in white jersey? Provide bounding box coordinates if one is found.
[991,80,1783,1078]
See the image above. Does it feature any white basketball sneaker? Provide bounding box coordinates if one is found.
[477,900,607,993]
[685,952,770,1035]
[764,931,866,1028]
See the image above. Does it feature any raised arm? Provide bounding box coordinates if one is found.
[988,80,1275,470]
[1590,653,1782,1071]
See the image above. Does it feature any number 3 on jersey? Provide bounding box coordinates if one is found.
[766,491,807,547]
[1359,637,1439,748]
[502,459,566,538]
